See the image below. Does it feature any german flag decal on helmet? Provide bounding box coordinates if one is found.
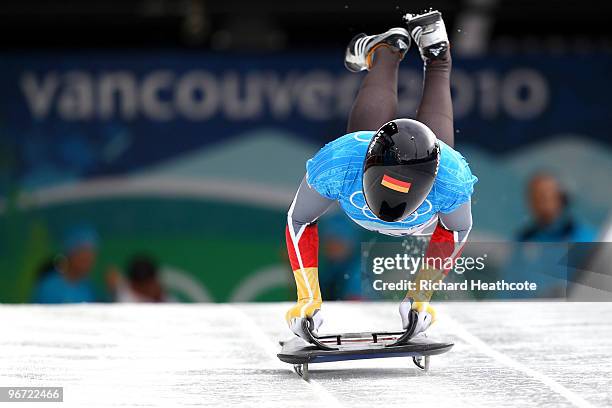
[381,174,411,193]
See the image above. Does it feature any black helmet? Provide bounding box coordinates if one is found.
[362,119,440,222]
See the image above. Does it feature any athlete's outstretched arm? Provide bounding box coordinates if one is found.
[285,177,335,325]
[416,50,454,147]
[438,201,473,250]
[407,201,472,303]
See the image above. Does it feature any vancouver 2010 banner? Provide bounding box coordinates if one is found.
[0,52,610,302]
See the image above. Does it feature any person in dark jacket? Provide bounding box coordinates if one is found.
[518,172,596,243]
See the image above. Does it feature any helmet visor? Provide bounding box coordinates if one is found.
[363,160,438,222]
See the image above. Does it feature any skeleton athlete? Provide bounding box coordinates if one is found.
[285,11,478,340]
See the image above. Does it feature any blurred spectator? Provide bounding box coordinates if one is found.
[33,225,98,303]
[319,214,363,300]
[110,255,172,302]
[518,172,597,242]
[499,173,598,298]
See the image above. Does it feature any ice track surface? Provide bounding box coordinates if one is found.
[1,302,611,408]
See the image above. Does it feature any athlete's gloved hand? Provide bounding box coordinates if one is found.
[399,298,437,337]
[286,300,324,341]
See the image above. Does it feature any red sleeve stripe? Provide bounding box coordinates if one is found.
[425,222,465,275]
[285,224,319,270]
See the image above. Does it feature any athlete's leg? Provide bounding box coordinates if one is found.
[416,50,454,147]
[407,11,455,147]
[347,47,402,133]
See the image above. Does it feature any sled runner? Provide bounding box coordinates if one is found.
[278,318,453,380]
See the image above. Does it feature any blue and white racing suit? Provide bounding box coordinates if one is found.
[305,130,477,237]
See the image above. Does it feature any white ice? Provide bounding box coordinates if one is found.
[0,302,611,408]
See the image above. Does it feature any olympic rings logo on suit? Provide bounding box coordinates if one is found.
[353,131,374,143]
[349,190,433,223]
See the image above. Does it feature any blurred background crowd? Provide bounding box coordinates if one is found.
[0,0,611,304]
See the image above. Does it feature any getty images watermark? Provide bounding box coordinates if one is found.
[369,252,537,293]
[359,241,569,300]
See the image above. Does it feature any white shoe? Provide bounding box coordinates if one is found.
[404,10,449,61]
[344,27,411,72]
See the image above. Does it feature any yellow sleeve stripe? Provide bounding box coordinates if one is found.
[292,267,321,302]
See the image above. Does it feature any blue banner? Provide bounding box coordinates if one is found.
[1,52,611,193]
